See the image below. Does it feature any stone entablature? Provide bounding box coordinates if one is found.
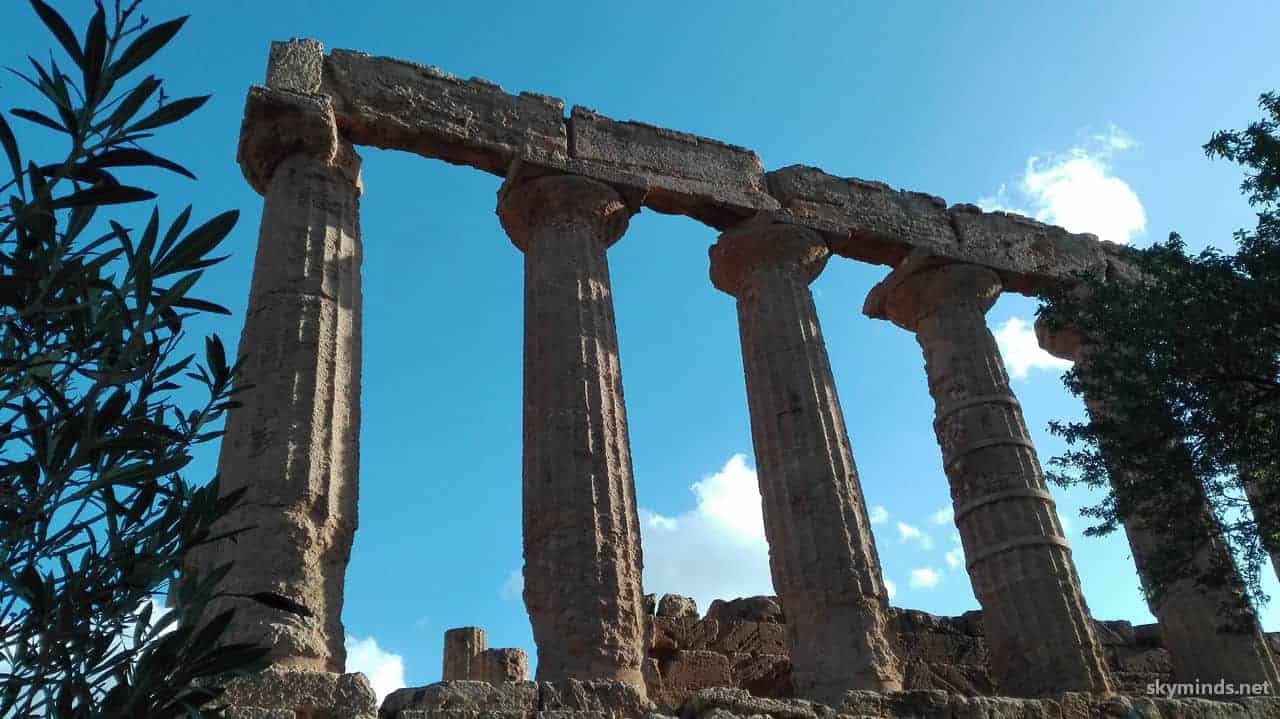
[275,42,1130,293]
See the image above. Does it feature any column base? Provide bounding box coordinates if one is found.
[220,667,377,718]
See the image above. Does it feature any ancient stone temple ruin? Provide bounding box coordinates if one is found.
[192,39,1280,719]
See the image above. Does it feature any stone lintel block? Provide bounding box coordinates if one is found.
[947,205,1111,294]
[568,106,779,229]
[323,50,568,176]
[704,597,784,625]
[685,687,820,719]
[267,39,324,92]
[655,651,734,710]
[237,86,341,195]
[765,164,955,267]
[380,681,539,719]
[220,668,376,718]
[649,616,720,654]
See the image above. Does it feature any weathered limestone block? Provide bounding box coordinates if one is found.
[568,107,778,228]
[947,205,1110,294]
[266,38,324,92]
[713,622,788,656]
[730,653,792,699]
[187,83,363,673]
[657,595,699,619]
[497,175,647,692]
[538,679,655,719]
[478,649,531,683]
[323,49,568,176]
[684,687,820,719]
[765,165,1118,294]
[710,220,902,702]
[1036,318,1280,687]
[221,668,376,719]
[705,597,785,625]
[864,254,1112,696]
[444,627,487,681]
[655,651,733,708]
[379,681,538,719]
[767,165,956,265]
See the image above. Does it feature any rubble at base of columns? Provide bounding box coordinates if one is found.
[375,682,1280,719]
[218,667,378,718]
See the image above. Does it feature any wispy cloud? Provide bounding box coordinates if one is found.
[498,569,522,601]
[994,317,1073,380]
[639,454,774,612]
[945,546,964,570]
[345,635,405,705]
[909,567,942,589]
[931,507,953,525]
[869,505,890,525]
[980,126,1146,246]
[896,521,934,550]
[884,578,897,600]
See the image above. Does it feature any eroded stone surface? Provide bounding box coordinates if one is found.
[188,95,363,672]
[497,176,647,692]
[864,255,1112,696]
[711,220,901,703]
[267,38,324,92]
[221,668,376,718]
[568,107,777,228]
[445,628,488,681]
[323,49,568,176]
[658,595,699,619]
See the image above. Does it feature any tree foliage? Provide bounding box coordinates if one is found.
[1040,92,1280,609]
[0,1,282,716]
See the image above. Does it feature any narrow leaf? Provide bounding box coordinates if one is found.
[0,112,20,185]
[10,108,65,133]
[49,185,155,209]
[89,148,195,179]
[112,17,188,78]
[29,0,83,65]
[126,95,209,134]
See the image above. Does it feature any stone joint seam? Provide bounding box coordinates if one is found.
[943,437,1037,471]
[952,487,1057,525]
[933,393,1021,426]
[965,534,1072,571]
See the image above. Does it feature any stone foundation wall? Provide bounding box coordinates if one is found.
[641,594,1278,708]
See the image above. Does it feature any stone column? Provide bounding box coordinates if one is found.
[443,627,487,681]
[709,220,902,704]
[864,255,1112,696]
[496,174,648,692]
[1037,318,1280,685]
[185,61,363,672]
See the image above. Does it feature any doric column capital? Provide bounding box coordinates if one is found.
[1034,313,1087,363]
[709,220,830,298]
[237,86,361,196]
[496,174,632,252]
[863,253,1001,332]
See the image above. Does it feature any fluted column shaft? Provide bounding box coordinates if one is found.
[865,256,1111,696]
[710,222,901,704]
[190,86,363,672]
[497,174,647,692]
[1037,319,1280,685]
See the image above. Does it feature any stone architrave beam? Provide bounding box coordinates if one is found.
[306,45,1132,291]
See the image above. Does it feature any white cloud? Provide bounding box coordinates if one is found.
[498,569,522,601]
[994,316,1073,380]
[931,507,953,525]
[639,454,774,612]
[909,567,942,589]
[945,547,965,570]
[884,578,897,600]
[979,126,1146,246]
[345,635,405,705]
[896,521,934,550]
[869,505,890,525]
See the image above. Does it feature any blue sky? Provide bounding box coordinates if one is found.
[7,0,1280,703]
